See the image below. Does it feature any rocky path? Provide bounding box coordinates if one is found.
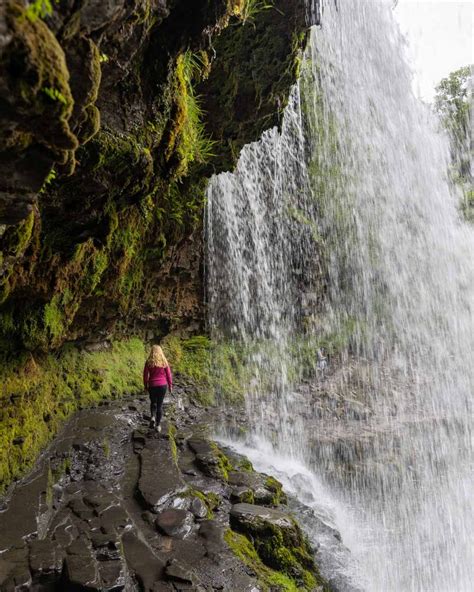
[0,392,335,592]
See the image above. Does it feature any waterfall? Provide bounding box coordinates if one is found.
[206,1,474,591]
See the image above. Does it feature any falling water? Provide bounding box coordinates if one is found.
[206,1,474,590]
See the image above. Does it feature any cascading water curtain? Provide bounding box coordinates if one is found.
[206,1,473,590]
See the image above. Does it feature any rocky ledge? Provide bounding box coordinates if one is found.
[0,391,336,591]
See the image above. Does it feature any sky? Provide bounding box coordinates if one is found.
[393,0,473,101]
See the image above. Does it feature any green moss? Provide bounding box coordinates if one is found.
[265,476,287,506]
[23,0,57,22]
[240,489,255,504]
[165,51,215,179]
[237,458,254,472]
[197,0,307,172]
[43,295,65,341]
[224,529,308,592]
[162,335,248,406]
[9,2,77,153]
[178,487,220,519]
[0,338,145,494]
[1,211,36,260]
[211,441,234,481]
[79,104,101,144]
[228,499,329,590]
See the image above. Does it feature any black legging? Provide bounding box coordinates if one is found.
[148,385,167,425]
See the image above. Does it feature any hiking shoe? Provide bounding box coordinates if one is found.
[157,424,162,434]
[149,418,156,429]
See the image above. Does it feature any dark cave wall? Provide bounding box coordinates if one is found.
[0,0,307,353]
[0,0,308,491]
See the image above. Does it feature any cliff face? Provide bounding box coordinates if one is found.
[0,0,307,353]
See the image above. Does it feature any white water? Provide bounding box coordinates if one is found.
[206,1,474,590]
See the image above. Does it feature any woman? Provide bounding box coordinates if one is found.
[143,345,173,432]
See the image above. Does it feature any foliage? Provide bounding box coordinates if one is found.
[0,338,145,493]
[435,66,472,146]
[239,0,274,25]
[166,51,216,178]
[24,0,57,22]
[39,167,57,193]
[42,86,68,105]
[434,65,473,222]
[162,335,250,406]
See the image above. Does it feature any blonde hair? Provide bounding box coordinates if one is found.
[146,345,169,368]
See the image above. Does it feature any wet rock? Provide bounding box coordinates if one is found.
[169,495,191,511]
[67,535,92,557]
[69,497,96,521]
[28,539,64,582]
[230,486,254,504]
[198,520,225,562]
[164,558,196,586]
[229,503,317,583]
[132,429,147,446]
[122,531,165,590]
[99,505,131,534]
[230,503,295,535]
[0,546,31,591]
[0,470,50,550]
[227,471,285,505]
[155,509,194,539]
[98,559,128,591]
[151,583,174,592]
[188,438,229,480]
[190,497,208,519]
[138,440,186,511]
[51,515,80,547]
[92,537,121,562]
[63,551,100,590]
[84,492,117,515]
[141,511,155,525]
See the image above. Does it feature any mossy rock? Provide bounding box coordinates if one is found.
[225,523,329,592]
[229,503,328,590]
[4,2,77,155]
[188,437,233,481]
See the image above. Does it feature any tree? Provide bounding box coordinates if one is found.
[434,65,473,221]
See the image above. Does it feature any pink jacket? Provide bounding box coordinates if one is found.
[143,364,173,389]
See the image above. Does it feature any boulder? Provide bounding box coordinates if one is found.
[188,438,231,480]
[230,486,255,504]
[138,440,186,511]
[99,505,131,534]
[0,546,31,591]
[164,558,196,585]
[122,531,165,589]
[28,539,64,582]
[229,503,316,586]
[190,497,208,519]
[228,471,286,505]
[63,553,100,591]
[98,559,129,592]
[198,520,225,561]
[230,503,295,535]
[155,509,194,539]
